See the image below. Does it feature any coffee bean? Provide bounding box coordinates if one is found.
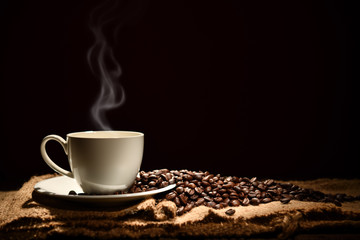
[188,189,195,196]
[202,180,210,187]
[160,174,168,181]
[248,192,257,198]
[207,201,216,208]
[203,175,212,182]
[222,193,229,198]
[250,198,260,205]
[194,187,203,194]
[214,197,223,203]
[188,183,196,189]
[223,182,234,189]
[204,196,212,202]
[174,197,181,206]
[176,186,184,194]
[149,181,156,187]
[184,202,194,212]
[230,199,240,206]
[195,198,205,206]
[223,198,230,205]
[242,198,250,206]
[257,184,266,191]
[262,197,272,203]
[166,191,177,200]
[205,186,212,192]
[177,206,185,215]
[176,181,184,187]
[229,192,238,199]
[148,174,157,180]
[179,193,188,205]
[280,198,291,204]
[264,179,274,186]
[233,186,242,193]
[160,181,169,188]
[194,173,203,180]
[225,209,235,216]
[184,174,193,181]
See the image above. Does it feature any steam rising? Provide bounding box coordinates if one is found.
[87,1,125,130]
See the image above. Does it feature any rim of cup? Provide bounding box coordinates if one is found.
[67,131,144,139]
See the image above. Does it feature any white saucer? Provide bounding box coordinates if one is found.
[34,176,176,206]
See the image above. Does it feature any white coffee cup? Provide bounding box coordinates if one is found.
[40,131,144,194]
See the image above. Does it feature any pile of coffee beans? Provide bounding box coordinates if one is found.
[69,169,359,216]
[134,169,359,216]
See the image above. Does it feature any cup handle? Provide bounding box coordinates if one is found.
[40,135,74,178]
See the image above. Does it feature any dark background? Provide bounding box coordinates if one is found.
[1,0,359,190]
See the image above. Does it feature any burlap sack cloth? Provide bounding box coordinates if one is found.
[1,174,360,239]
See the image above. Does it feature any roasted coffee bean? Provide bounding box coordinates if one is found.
[257,184,266,191]
[242,198,250,206]
[148,181,156,187]
[188,189,195,196]
[280,198,291,204]
[177,206,185,215]
[179,193,188,205]
[160,174,168,181]
[205,186,212,192]
[214,197,223,203]
[68,190,77,195]
[174,197,181,206]
[166,191,177,200]
[250,198,260,205]
[233,186,242,193]
[194,173,203,180]
[190,194,199,200]
[176,186,184,194]
[148,174,157,180]
[204,196,212,202]
[248,192,257,198]
[262,197,272,203]
[188,183,196,189]
[213,204,221,209]
[225,209,235,216]
[220,202,228,208]
[194,187,203,194]
[229,192,238,199]
[202,180,210,187]
[223,182,234,189]
[160,181,169,188]
[222,193,229,198]
[230,199,241,206]
[184,202,194,212]
[207,201,216,208]
[242,188,250,195]
[195,198,205,206]
[183,174,193,181]
[176,181,184,187]
[223,198,230,205]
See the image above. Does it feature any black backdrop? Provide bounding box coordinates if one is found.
[1,0,359,190]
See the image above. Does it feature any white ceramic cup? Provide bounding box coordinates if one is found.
[40,131,144,194]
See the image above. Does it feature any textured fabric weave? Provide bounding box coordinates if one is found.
[1,174,360,239]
